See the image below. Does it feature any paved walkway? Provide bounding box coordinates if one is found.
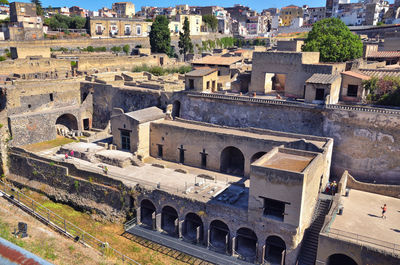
[329,189,400,251]
[126,225,253,265]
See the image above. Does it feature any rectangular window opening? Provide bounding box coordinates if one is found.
[121,130,131,151]
[49,93,54,101]
[347,84,358,97]
[262,197,287,222]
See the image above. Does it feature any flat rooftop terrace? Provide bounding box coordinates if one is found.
[157,119,328,149]
[262,152,315,173]
[328,189,400,250]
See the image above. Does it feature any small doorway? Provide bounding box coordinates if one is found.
[315,88,325,101]
[121,130,131,151]
[189,79,194,89]
[83,118,90,130]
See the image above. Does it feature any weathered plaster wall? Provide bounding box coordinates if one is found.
[178,94,400,183]
[91,83,169,129]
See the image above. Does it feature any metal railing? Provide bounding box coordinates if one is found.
[324,227,400,255]
[0,180,140,265]
[124,218,137,231]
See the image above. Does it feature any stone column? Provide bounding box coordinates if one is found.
[260,244,266,264]
[178,219,184,238]
[225,234,229,255]
[136,207,141,224]
[156,213,161,232]
[231,236,236,257]
[207,228,211,248]
[196,226,201,244]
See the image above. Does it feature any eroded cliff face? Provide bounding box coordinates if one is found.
[323,109,400,183]
[0,87,9,176]
[179,95,400,184]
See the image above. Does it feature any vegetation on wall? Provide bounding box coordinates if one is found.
[202,14,218,32]
[132,64,192,76]
[44,14,87,31]
[363,76,400,106]
[302,18,363,62]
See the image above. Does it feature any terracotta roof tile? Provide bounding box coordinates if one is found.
[367,51,400,58]
[341,71,371,80]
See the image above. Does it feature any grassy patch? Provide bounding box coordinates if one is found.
[132,64,192,76]
[24,190,187,265]
[23,136,78,152]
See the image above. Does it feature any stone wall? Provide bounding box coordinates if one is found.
[177,93,400,184]
[347,173,400,199]
[7,149,133,221]
[90,82,169,129]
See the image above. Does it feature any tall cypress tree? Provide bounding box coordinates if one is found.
[178,17,193,60]
[149,15,172,56]
[31,0,43,16]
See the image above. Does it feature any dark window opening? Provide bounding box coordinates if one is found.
[218,70,221,76]
[28,104,31,108]
[189,79,194,89]
[263,197,286,221]
[347,84,358,97]
[49,93,54,101]
[201,149,207,168]
[179,145,185,164]
[315,88,325,101]
[206,81,210,89]
[121,130,130,151]
[83,118,90,130]
[157,144,163,158]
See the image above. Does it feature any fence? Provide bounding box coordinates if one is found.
[0,179,140,265]
[324,225,400,255]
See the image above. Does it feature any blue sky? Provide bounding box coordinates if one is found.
[25,1,331,12]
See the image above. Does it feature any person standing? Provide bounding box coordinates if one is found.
[70,150,74,157]
[381,204,387,219]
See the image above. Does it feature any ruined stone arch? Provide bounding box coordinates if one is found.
[265,235,286,264]
[235,227,258,261]
[183,212,204,242]
[209,219,231,252]
[220,146,245,176]
[55,113,78,133]
[140,199,156,228]
[161,205,179,236]
[327,254,358,265]
[250,151,267,164]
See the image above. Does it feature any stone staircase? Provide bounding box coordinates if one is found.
[298,198,331,265]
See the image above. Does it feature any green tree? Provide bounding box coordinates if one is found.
[111,46,122,53]
[0,0,9,5]
[178,17,193,60]
[302,18,363,62]
[202,14,218,32]
[149,15,172,56]
[123,44,130,55]
[31,0,43,16]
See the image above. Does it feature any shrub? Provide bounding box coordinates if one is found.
[86,46,94,52]
[111,46,122,53]
[0,56,5,61]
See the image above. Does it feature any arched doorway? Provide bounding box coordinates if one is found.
[220,146,245,176]
[235,227,258,262]
[55,114,78,135]
[183,212,203,243]
[250,152,267,164]
[327,254,358,265]
[265,236,286,265]
[140,199,156,229]
[161,206,179,236]
[209,220,230,253]
[172,100,181,118]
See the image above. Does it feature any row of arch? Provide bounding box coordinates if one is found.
[140,199,286,263]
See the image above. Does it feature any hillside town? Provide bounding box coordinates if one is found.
[0,1,400,265]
